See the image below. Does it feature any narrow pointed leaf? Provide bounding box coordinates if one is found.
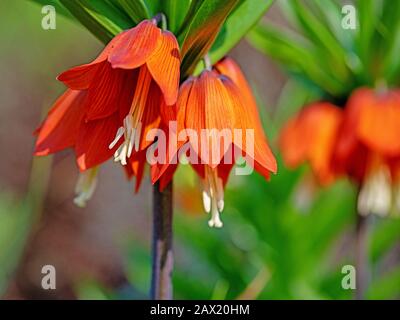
[145,0,162,16]
[179,0,239,77]
[59,0,133,44]
[248,24,347,96]
[162,0,192,33]
[116,0,150,23]
[209,0,274,63]
[284,0,350,83]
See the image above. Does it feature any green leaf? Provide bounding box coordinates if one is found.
[309,0,355,52]
[247,24,347,96]
[284,0,350,84]
[355,0,376,79]
[145,0,162,16]
[209,0,274,64]
[381,0,400,81]
[59,0,133,44]
[116,0,150,23]
[179,0,239,78]
[162,0,192,33]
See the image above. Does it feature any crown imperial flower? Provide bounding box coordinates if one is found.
[158,57,277,227]
[280,87,400,217]
[35,19,180,202]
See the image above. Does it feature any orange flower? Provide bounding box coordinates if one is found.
[279,102,343,185]
[35,20,180,202]
[159,58,277,227]
[280,87,400,216]
[334,88,400,216]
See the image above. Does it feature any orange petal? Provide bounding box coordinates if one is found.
[176,76,194,134]
[279,117,307,168]
[58,31,126,89]
[221,76,277,178]
[85,63,130,121]
[75,113,121,171]
[217,162,234,186]
[58,63,101,90]
[35,90,86,155]
[128,151,147,193]
[280,103,342,184]
[152,78,195,182]
[137,81,163,151]
[147,31,180,106]
[108,20,162,69]
[184,71,236,167]
[215,57,264,132]
[353,88,400,156]
[155,163,177,191]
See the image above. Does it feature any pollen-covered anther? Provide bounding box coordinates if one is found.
[203,166,224,228]
[73,167,99,208]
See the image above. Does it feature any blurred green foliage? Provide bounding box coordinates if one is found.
[248,0,400,102]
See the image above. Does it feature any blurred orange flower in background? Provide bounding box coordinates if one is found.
[280,87,400,217]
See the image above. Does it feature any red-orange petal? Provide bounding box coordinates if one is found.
[75,113,121,171]
[221,76,277,178]
[352,88,400,156]
[35,90,86,155]
[58,31,126,89]
[58,63,101,90]
[280,103,342,184]
[108,20,162,70]
[84,63,129,121]
[184,71,236,167]
[147,31,180,106]
[128,150,147,193]
[215,57,264,132]
[137,81,163,151]
[156,163,177,191]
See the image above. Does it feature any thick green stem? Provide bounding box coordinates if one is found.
[150,181,173,300]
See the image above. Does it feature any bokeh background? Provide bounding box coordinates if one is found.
[1,0,399,299]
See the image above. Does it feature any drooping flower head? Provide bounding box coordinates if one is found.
[35,19,180,200]
[334,87,400,216]
[158,57,277,227]
[280,87,400,217]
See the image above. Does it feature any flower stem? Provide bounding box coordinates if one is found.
[150,181,173,300]
[355,212,369,300]
[153,13,167,31]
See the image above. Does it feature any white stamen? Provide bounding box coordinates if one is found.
[114,143,128,165]
[217,199,224,212]
[358,167,391,217]
[109,127,125,149]
[73,167,99,208]
[111,116,142,165]
[216,176,224,212]
[202,191,211,213]
[203,167,225,228]
[208,198,223,228]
